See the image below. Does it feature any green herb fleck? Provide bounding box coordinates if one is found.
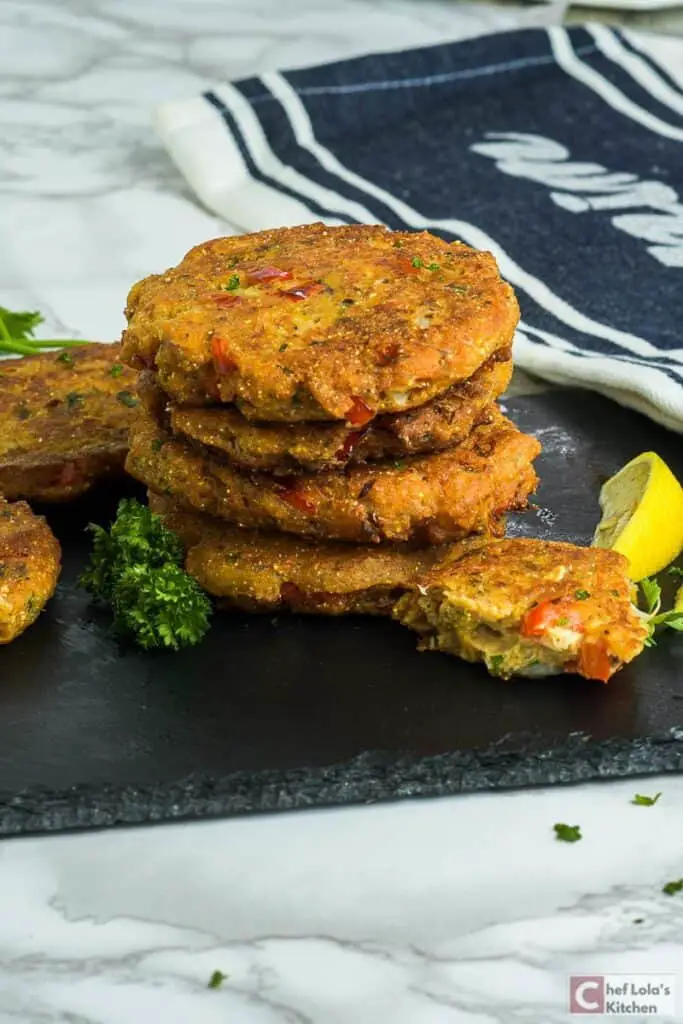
[554,823,582,843]
[668,566,683,578]
[279,343,288,352]
[427,262,440,271]
[489,654,505,677]
[575,590,590,600]
[662,878,683,896]
[58,351,74,366]
[117,390,139,408]
[393,460,406,470]
[151,438,166,453]
[225,274,240,291]
[208,970,227,989]
[110,363,124,378]
[632,792,661,806]
[411,257,424,269]
[556,616,569,627]
[66,392,83,410]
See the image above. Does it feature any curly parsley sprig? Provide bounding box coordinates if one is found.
[80,499,212,651]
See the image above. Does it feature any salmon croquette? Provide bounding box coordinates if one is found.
[127,406,539,545]
[0,497,61,643]
[157,351,512,475]
[121,223,519,421]
[148,493,491,616]
[0,343,137,502]
[394,538,649,682]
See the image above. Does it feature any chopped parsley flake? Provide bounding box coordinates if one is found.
[225,274,240,291]
[427,262,440,271]
[489,654,505,676]
[662,878,683,896]
[66,392,83,410]
[669,566,683,578]
[554,823,582,843]
[151,438,166,453]
[632,792,661,806]
[393,460,406,469]
[57,351,74,366]
[116,390,139,408]
[411,257,424,268]
[279,343,288,352]
[208,970,227,989]
[575,590,590,600]
[110,363,124,377]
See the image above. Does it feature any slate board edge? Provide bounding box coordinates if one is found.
[3,730,682,838]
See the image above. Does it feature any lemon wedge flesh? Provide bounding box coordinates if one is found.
[593,452,683,581]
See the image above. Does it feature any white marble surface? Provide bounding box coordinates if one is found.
[1,1,683,1021]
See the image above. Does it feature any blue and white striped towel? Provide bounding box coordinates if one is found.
[155,25,683,432]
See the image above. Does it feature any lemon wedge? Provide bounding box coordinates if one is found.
[593,452,683,581]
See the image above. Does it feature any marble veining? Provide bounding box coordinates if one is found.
[1,1,682,1020]
[2,777,683,1022]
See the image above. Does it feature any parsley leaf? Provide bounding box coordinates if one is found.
[427,262,440,271]
[640,577,661,615]
[632,792,661,806]
[0,305,87,356]
[208,969,227,989]
[110,363,124,377]
[411,257,424,268]
[668,567,683,578]
[225,274,240,291]
[554,823,582,843]
[575,590,590,600]
[0,307,43,340]
[662,878,683,896]
[57,351,74,366]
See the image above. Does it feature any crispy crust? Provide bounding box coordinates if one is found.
[148,492,489,615]
[122,224,519,421]
[159,352,512,475]
[0,343,137,502]
[127,405,539,544]
[394,538,649,681]
[0,497,61,643]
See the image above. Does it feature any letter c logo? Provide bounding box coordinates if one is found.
[575,981,601,1011]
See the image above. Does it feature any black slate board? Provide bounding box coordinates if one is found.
[1,389,682,837]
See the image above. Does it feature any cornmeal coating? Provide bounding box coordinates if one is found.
[0,343,136,502]
[394,538,649,682]
[0,497,61,643]
[127,406,539,545]
[122,223,519,421]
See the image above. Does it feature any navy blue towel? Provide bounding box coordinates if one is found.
[155,24,683,431]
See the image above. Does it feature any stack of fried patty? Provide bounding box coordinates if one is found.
[122,223,541,614]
